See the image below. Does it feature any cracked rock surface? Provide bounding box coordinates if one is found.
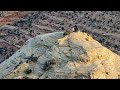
[0,31,120,79]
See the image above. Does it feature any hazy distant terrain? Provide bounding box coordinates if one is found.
[0,11,120,63]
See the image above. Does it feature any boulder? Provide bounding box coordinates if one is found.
[0,31,120,79]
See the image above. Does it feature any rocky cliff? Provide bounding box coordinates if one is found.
[0,31,120,79]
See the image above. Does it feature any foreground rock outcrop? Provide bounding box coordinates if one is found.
[0,31,120,79]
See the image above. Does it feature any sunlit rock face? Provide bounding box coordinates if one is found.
[0,31,120,79]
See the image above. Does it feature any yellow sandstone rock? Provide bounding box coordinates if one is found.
[0,31,120,79]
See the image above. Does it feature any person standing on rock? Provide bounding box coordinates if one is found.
[63,25,79,36]
[73,25,79,32]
